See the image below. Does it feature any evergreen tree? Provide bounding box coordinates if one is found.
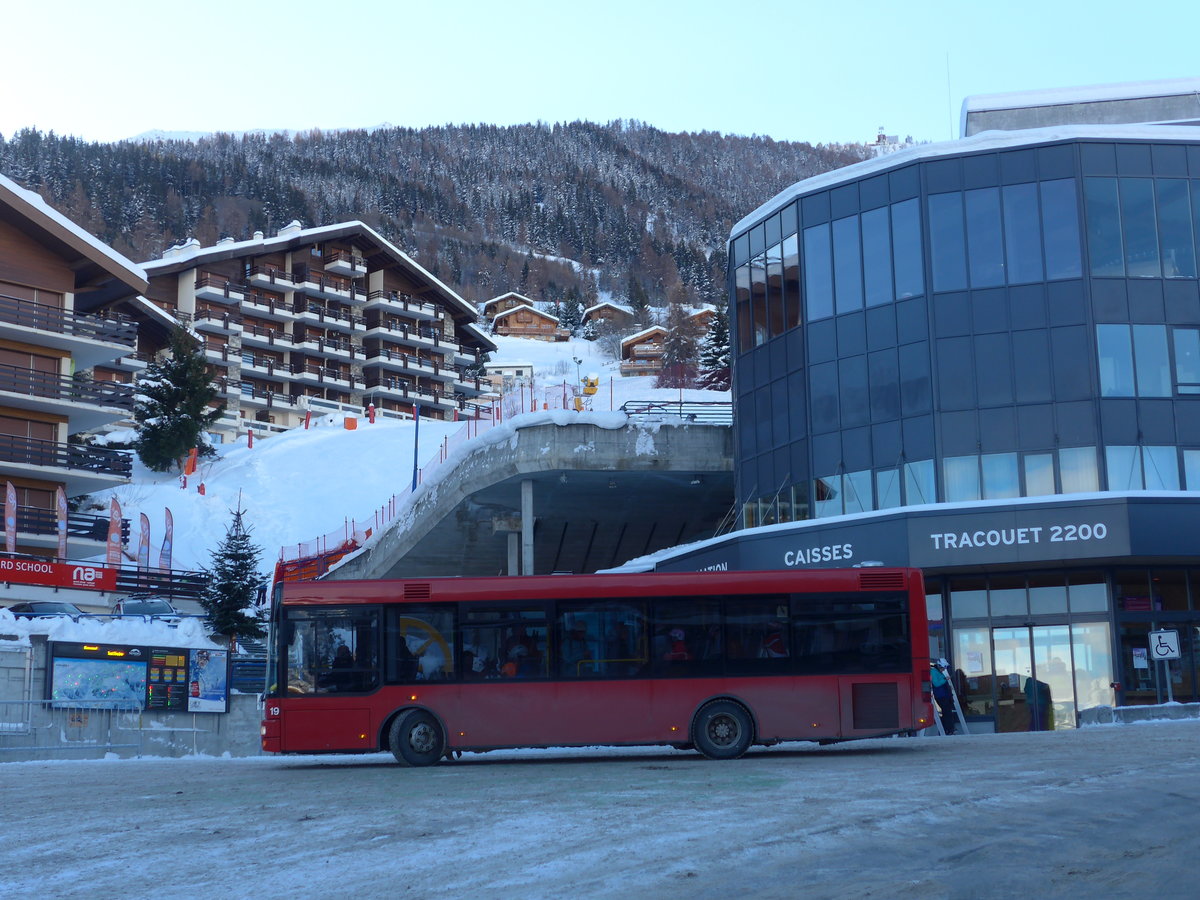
[627,274,651,328]
[200,503,267,644]
[582,317,598,341]
[134,327,226,472]
[559,287,584,335]
[656,296,702,389]
[697,304,732,391]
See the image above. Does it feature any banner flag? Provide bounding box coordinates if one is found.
[138,513,151,570]
[105,497,122,567]
[56,487,68,561]
[4,482,16,554]
[159,507,174,571]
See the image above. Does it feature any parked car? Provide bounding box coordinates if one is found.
[110,596,181,622]
[5,600,88,620]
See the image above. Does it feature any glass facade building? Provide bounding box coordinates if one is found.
[652,117,1200,732]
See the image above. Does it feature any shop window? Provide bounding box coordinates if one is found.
[989,576,1027,617]
[1068,572,1109,612]
[1028,574,1068,615]
[949,577,988,619]
[1058,447,1099,493]
[1149,570,1189,611]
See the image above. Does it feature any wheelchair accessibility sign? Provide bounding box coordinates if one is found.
[1149,630,1181,660]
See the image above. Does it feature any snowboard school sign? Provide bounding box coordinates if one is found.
[0,558,117,591]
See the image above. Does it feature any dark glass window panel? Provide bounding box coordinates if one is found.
[839,355,869,427]
[1133,323,1171,397]
[781,202,799,238]
[861,206,893,307]
[833,215,864,314]
[1155,179,1196,278]
[974,333,1013,406]
[809,361,840,432]
[868,349,900,421]
[804,224,833,321]
[732,233,750,266]
[928,192,968,292]
[935,336,975,410]
[965,187,1005,287]
[892,198,924,299]
[1084,177,1124,276]
[766,243,786,338]
[836,312,866,358]
[1041,178,1083,280]
[1174,327,1200,393]
[749,223,766,258]
[898,342,932,414]
[1002,182,1043,284]
[1119,177,1161,277]
[755,387,772,448]
[1012,330,1052,403]
[734,264,753,353]
[782,234,801,330]
[749,255,769,347]
[765,212,782,249]
[1051,326,1091,401]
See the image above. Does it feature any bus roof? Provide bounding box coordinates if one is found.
[278,568,920,606]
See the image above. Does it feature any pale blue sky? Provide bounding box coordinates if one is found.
[3,0,1195,145]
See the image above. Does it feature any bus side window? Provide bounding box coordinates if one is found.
[651,599,721,677]
[556,602,648,678]
[385,605,456,683]
[725,598,791,676]
[463,607,547,680]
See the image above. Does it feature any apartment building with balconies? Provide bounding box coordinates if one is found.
[0,173,145,558]
[137,221,495,437]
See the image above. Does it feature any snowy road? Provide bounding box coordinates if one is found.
[2,721,1197,899]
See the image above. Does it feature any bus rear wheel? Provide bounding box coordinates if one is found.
[691,700,753,760]
[389,709,445,767]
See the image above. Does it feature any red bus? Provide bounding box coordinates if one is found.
[261,568,933,764]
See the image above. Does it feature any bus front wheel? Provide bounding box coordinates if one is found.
[691,700,753,760]
[389,709,445,767]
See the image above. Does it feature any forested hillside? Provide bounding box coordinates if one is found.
[0,122,870,307]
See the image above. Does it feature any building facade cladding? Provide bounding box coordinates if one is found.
[139,226,494,437]
[718,131,1200,725]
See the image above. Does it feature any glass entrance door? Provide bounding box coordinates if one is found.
[991,626,1077,732]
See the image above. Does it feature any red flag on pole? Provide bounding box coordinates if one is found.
[56,486,68,561]
[159,507,174,571]
[4,481,16,554]
[138,513,150,570]
[105,498,122,567]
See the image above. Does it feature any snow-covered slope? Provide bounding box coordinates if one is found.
[95,337,728,574]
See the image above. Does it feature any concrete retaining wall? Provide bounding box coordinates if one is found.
[1079,702,1200,726]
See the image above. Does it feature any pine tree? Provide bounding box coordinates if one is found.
[200,504,266,644]
[559,288,583,335]
[697,304,732,391]
[134,327,227,472]
[656,296,702,389]
[627,274,651,328]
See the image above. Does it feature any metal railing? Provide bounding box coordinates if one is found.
[0,699,144,757]
[619,400,733,424]
[0,434,133,478]
[0,293,136,348]
[0,365,136,411]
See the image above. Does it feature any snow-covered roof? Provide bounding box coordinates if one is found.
[583,301,635,317]
[963,78,1200,114]
[731,122,1200,238]
[142,220,479,323]
[483,291,536,311]
[621,325,666,346]
[493,303,561,324]
[0,171,148,294]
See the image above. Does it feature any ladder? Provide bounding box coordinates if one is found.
[931,660,970,736]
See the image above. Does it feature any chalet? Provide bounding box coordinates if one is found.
[619,326,668,377]
[481,291,537,322]
[581,301,636,331]
[491,304,570,342]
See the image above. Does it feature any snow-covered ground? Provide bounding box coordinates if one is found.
[96,336,728,574]
[1,720,1196,898]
